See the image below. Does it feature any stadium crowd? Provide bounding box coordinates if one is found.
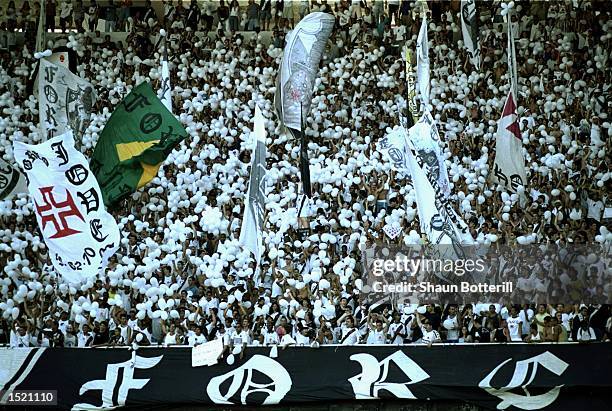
[0,0,611,351]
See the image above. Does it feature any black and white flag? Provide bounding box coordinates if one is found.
[274,12,334,212]
[461,0,481,70]
[274,12,335,132]
[0,159,27,200]
[38,59,96,142]
[239,106,267,267]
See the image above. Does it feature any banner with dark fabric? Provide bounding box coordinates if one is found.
[297,128,312,198]
[2,344,610,410]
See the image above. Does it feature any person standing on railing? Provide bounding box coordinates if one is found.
[246,0,261,31]
[87,0,99,32]
[117,0,133,32]
[46,0,57,32]
[59,1,73,33]
[260,0,272,31]
[186,0,200,32]
[228,0,240,32]
[73,0,85,32]
[6,1,17,32]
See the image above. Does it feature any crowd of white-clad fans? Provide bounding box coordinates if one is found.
[0,1,611,351]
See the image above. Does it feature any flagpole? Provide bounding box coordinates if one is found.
[36,0,46,53]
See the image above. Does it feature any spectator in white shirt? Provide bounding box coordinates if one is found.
[416,313,441,346]
[278,325,296,347]
[576,321,597,342]
[340,317,360,345]
[10,325,33,348]
[77,324,94,347]
[63,325,78,347]
[295,327,312,346]
[188,326,207,346]
[366,314,388,345]
[388,312,407,345]
[262,321,280,345]
[442,305,460,342]
[524,324,542,343]
[507,306,524,342]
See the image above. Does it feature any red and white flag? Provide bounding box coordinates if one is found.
[492,90,526,192]
[13,132,120,283]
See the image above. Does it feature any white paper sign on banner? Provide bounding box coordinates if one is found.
[192,339,224,367]
[13,132,120,284]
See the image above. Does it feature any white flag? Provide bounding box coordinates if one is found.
[239,105,267,266]
[0,159,27,199]
[461,0,481,70]
[380,127,471,283]
[275,12,335,132]
[159,37,172,112]
[13,132,120,284]
[416,15,430,108]
[492,90,526,192]
[38,59,96,142]
[409,112,451,198]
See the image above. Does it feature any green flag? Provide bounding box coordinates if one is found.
[91,82,187,205]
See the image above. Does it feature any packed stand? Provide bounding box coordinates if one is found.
[0,0,611,350]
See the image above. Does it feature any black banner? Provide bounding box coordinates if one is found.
[2,344,610,410]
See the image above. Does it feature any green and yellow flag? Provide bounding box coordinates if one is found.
[91,82,186,205]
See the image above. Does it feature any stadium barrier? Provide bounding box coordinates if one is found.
[1,343,610,410]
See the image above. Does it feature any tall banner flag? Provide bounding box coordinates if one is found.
[461,0,481,70]
[416,14,430,108]
[159,35,172,112]
[408,112,451,198]
[274,12,335,131]
[240,105,267,267]
[91,82,187,205]
[492,90,526,192]
[13,132,120,284]
[380,127,470,284]
[38,59,96,143]
[404,45,418,127]
[0,159,27,199]
[274,12,334,214]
